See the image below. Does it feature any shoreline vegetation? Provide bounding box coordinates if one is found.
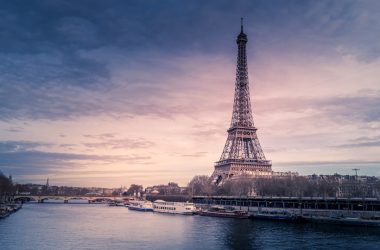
[0,171,22,219]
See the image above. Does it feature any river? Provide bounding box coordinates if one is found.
[1,202,379,250]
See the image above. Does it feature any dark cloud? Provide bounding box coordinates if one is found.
[0,141,52,153]
[0,150,151,176]
[0,0,378,122]
[0,139,152,177]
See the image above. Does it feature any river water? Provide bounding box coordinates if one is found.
[0,202,379,250]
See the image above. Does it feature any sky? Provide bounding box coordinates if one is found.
[0,0,379,187]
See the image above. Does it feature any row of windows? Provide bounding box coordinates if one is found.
[155,206,176,210]
[155,202,175,206]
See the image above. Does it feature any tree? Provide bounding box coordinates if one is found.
[168,182,179,187]
[0,171,15,203]
[188,175,213,196]
[219,174,255,196]
[125,184,143,196]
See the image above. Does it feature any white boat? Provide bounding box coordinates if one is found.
[153,200,196,215]
[127,201,153,212]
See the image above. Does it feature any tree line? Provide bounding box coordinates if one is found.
[187,174,380,198]
[0,172,16,203]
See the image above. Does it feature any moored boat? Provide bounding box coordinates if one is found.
[108,200,125,206]
[0,207,10,219]
[199,206,249,219]
[0,204,22,219]
[128,201,154,212]
[153,200,196,215]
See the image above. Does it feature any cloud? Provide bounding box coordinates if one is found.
[83,138,155,150]
[255,91,380,124]
[181,152,208,158]
[0,1,379,186]
[335,135,380,148]
[56,16,99,45]
[0,150,151,176]
[0,0,378,123]
[58,144,76,149]
[0,141,53,153]
[190,123,226,139]
[0,49,230,121]
[82,133,155,150]
[83,133,116,139]
[0,139,153,178]
[4,126,24,133]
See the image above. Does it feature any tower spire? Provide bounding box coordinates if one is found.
[241,17,244,33]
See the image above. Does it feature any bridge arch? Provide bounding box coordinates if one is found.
[14,196,37,202]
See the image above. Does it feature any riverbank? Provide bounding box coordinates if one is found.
[0,203,22,219]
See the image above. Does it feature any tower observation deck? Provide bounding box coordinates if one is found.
[211,19,272,184]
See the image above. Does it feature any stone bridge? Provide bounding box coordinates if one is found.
[14,195,122,203]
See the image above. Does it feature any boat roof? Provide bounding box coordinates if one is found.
[154,200,166,203]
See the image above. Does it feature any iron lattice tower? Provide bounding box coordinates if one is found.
[212,19,272,184]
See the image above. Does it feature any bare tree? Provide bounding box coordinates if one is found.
[125,184,143,196]
[188,175,214,196]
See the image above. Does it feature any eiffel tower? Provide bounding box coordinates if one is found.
[212,19,272,184]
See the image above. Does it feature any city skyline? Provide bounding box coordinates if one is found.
[1,0,380,187]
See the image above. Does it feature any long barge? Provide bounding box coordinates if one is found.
[199,206,249,219]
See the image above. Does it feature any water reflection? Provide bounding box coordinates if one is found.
[223,219,256,250]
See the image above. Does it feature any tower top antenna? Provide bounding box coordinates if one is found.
[241,17,244,33]
[352,168,360,176]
